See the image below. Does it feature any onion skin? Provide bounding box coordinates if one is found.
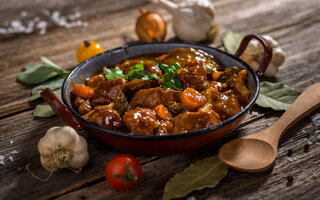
[135,7,166,42]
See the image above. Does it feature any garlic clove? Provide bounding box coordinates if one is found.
[68,136,89,169]
[55,126,80,148]
[70,135,88,154]
[272,48,285,66]
[69,150,89,169]
[264,62,279,77]
[262,35,279,47]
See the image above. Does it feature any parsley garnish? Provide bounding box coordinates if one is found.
[125,63,146,81]
[104,63,158,82]
[104,66,125,79]
[142,73,159,80]
[158,62,182,90]
[104,62,182,90]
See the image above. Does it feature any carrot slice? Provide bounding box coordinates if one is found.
[180,88,206,110]
[155,104,171,120]
[73,84,94,99]
[238,70,247,80]
[212,71,222,81]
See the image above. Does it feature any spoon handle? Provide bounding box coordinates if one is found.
[268,82,320,143]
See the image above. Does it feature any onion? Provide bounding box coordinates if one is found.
[135,7,166,42]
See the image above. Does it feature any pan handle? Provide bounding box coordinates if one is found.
[234,34,273,77]
[40,88,84,130]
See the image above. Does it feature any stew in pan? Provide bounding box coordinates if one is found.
[72,48,251,135]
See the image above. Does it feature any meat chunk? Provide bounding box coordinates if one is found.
[74,96,92,115]
[124,79,159,98]
[209,81,227,92]
[156,120,173,136]
[176,60,209,91]
[130,87,182,108]
[170,111,221,134]
[231,70,251,106]
[86,73,106,89]
[144,61,162,76]
[158,48,223,73]
[90,78,126,106]
[217,67,251,106]
[123,107,159,135]
[203,87,241,120]
[86,106,123,130]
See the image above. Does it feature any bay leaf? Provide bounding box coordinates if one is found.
[40,56,62,69]
[33,89,61,117]
[30,75,67,101]
[256,81,301,111]
[222,31,243,54]
[24,63,42,71]
[18,57,67,85]
[163,155,228,200]
[17,65,65,85]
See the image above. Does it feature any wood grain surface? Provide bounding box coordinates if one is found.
[0,0,320,199]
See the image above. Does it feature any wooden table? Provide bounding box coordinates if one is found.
[1,0,320,199]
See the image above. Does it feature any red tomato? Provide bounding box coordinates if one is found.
[105,154,141,191]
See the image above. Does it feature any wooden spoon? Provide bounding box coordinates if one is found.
[219,82,320,172]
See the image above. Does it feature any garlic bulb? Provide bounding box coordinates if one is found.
[152,0,217,42]
[240,35,285,77]
[38,126,89,172]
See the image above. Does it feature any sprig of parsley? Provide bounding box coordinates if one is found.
[142,73,159,80]
[125,63,146,81]
[105,66,125,79]
[104,63,158,81]
[158,62,182,90]
[104,62,182,90]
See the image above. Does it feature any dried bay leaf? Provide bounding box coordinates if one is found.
[163,155,228,200]
[24,63,42,71]
[256,81,300,111]
[222,31,243,54]
[17,57,67,85]
[17,65,60,84]
[30,74,68,101]
[33,89,61,117]
[41,56,64,69]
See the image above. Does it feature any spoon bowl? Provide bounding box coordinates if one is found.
[218,82,320,172]
[219,137,276,172]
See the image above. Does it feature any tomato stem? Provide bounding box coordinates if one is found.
[113,161,137,188]
[83,40,90,48]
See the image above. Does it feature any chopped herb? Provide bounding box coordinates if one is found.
[141,73,159,80]
[159,62,182,90]
[105,63,159,82]
[126,63,146,81]
[104,66,125,80]
[104,62,181,90]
